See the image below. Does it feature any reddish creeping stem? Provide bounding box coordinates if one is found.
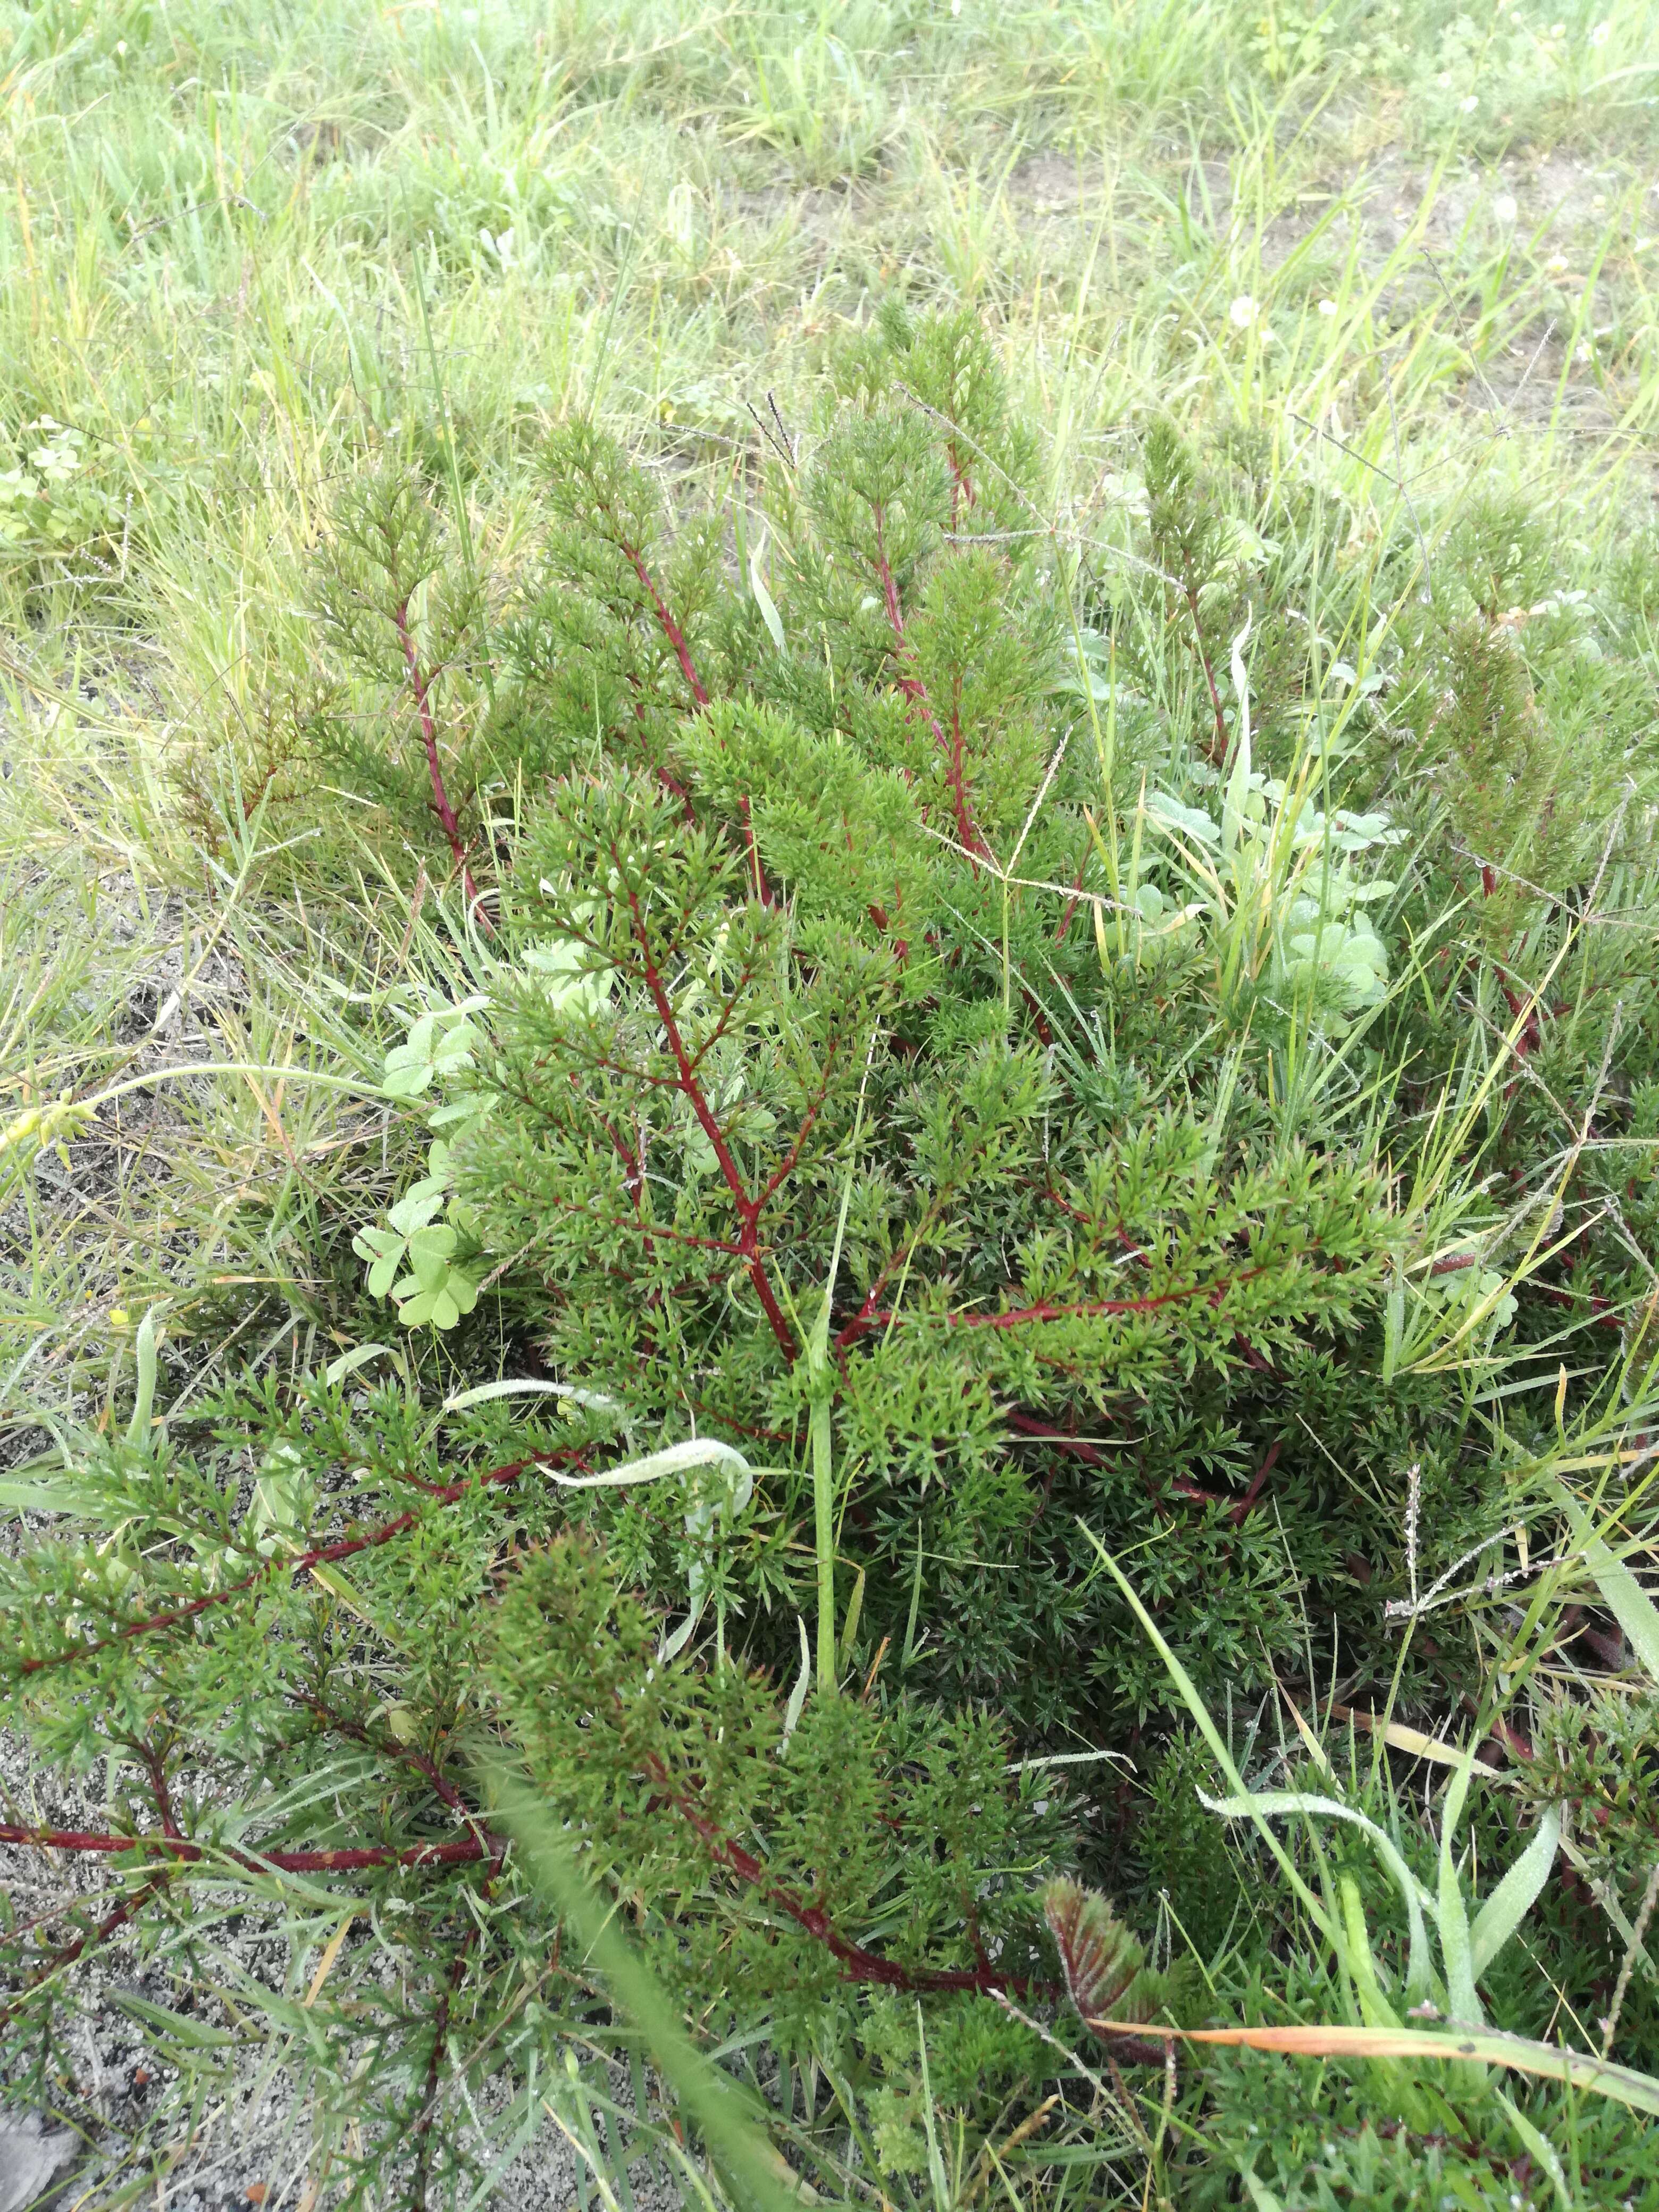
[0,1821,490,1875]
[607,511,774,902]
[621,877,806,1361]
[0,1796,1035,2001]
[1185,580,1231,766]
[1007,1414,1280,1529]
[839,1269,1268,1348]
[870,501,992,862]
[13,1455,562,1679]
[393,599,488,930]
[616,538,708,708]
[651,1758,1051,1999]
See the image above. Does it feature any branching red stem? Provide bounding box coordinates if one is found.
[621,877,799,1360]
[1,1867,182,2029]
[1185,583,1230,766]
[615,534,709,708]
[861,1270,1266,1333]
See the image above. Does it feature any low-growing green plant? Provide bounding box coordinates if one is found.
[6,301,1659,2211]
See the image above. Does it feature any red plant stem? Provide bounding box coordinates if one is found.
[1185,583,1230,765]
[944,692,986,862]
[1054,856,1089,944]
[650,1759,1047,1999]
[831,1186,966,1352]
[1227,1439,1280,1529]
[1499,978,1543,1059]
[617,538,709,708]
[1531,1282,1623,1331]
[410,1924,484,2211]
[622,880,799,1360]
[858,1270,1266,1335]
[0,1820,488,1875]
[871,502,991,861]
[394,599,487,927]
[1004,1410,1270,1523]
[5,1806,1029,2006]
[1004,1412,1108,1460]
[498,1160,751,1261]
[13,1454,564,1679]
[583,1083,646,1208]
[305,1698,473,1822]
[1484,1713,1535,1763]
[5,1867,180,2022]
[751,1049,844,1213]
[139,1744,181,1840]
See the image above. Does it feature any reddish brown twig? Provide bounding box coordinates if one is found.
[394,599,488,928]
[10,1867,180,2015]
[616,536,708,708]
[870,502,991,862]
[138,1741,182,1840]
[621,878,800,1360]
[0,1819,489,1875]
[410,1921,488,2211]
[1226,1438,1280,1529]
[12,1454,567,1680]
[859,1270,1266,1334]
[1183,582,1230,766]
[649,1757,1049,1999]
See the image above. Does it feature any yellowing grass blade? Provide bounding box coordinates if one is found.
[1327,1703,1507,1780]
[1084,2018,1659,2119]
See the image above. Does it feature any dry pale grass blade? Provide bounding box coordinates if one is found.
[1084,2018,1659,2119]
[1321,1703,1510,1781]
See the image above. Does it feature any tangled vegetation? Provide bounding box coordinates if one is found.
[3,4,1659,2208]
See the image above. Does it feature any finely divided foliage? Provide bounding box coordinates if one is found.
[3,86,1659,2212]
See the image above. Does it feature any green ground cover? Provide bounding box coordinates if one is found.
[3,3,1659,2206]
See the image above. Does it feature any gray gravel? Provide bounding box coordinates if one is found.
[3,1719,694,2211]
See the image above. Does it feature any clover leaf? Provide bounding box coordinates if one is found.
[351,1224,408,1298]
[381,999,488,1099]
[390,1226,482,1330]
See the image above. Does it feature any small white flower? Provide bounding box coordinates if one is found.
[1316,297,1338,316]
[1437,70,1453,87]
[1493,192,1518,223]
[1460,93,1479,112]
[1548,19,1566,34]
[1589,19,1611,43]
[1229,294,1260,329]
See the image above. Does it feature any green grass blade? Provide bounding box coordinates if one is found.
[484,1765,817,2212]
[1470,1807,1562,1981]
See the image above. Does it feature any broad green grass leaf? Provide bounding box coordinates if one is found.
[1470,1806,1562,1980]
[1201,1788,1432,2002]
